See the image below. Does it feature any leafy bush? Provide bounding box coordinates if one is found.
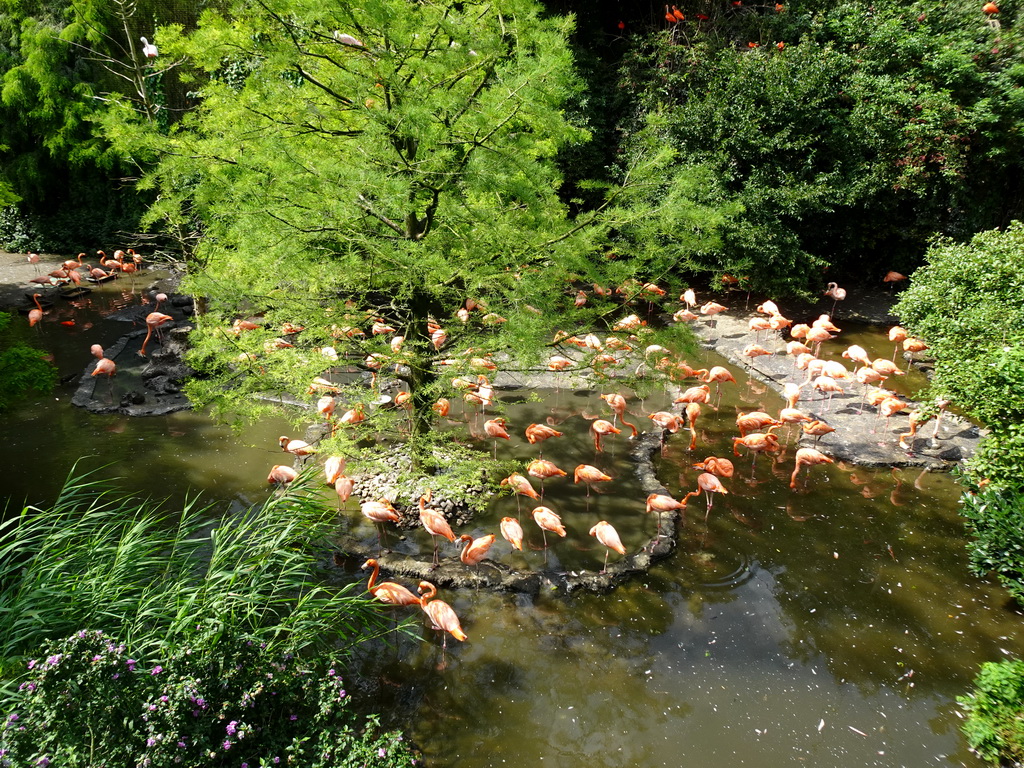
[0,311,57,410]
[959,658,1024,765]
[0,629,416,768]
[960,486,1024,603]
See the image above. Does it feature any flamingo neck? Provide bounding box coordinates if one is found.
[365,561,380,592]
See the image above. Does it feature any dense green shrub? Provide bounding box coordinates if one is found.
[614,0,1024,294]
[0,311,57,410]
[959,658,1024,765]
[0,629,415,768]
[894,221,1024,489]
[960,486,1024,603]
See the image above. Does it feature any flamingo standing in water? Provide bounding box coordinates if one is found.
[574,464,612,500]
[362,559,420,607]
[682,472,729,519]
[419,491,456,567]
[417,581,468,650]
[789,448,834,489]
[483,417,510,459]
[531,505,567,558]
[645,493,686,542]
[361,499,400,553]
[527,458,567,498]
[267,465,298,485]
[279,436,316,455]
[600,393,639,437]
[27,294,44,328]
[500,516,524,551]
[589,521,626,574]
[590,419,621,453]
[699,366,736,409]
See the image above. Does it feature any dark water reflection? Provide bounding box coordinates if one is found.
[3,278,1019,767]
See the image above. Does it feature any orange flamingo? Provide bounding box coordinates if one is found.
[139,312,172,356]
[789,448,834,489]
[732,430,782,473]
[684,402,701,451]
[590,521,626,573]
[590,419,621,452]
[267,465,298,485]
[736,411,782,438]
[674,384,711,405]
[700,366,736,408]
[362,559,420,607]
[417,581,468,648]
[483,417,510,458]
[600,393,638,437]
[362,499,400,553]
[419,491,456,567]
[531,505,567,555]
[525,423,563,445]
[888,325,908,360]
[334,476,354,505]
[500,516,524,551]
[682,472,729,519]
[527,459,567,498]
[27,294,44,328]
[692,456,735,478]
[279,436,316,455]
[459,534,495,568]
[801,419,835,446]
[574,464,612,499]
[324,456,346,485]
[645,493,686,541]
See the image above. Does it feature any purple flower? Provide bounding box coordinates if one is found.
[241,764,248,768]
[150,666,163,675]
[126,659,137,671]
[223,740,232,750]
[290,714,297,721]
[273,758,280,764]
[91,655,102,662]
[226,721,237,736]
[146,738,156,747]
[378,748,387,758]
[35,758,49,767]
[45,655,61,666]
[177,742,186,749]
[327,669,335,677]
[339,690,346,698]
[6,714,18,723]
[112,673,120,680]
[26,660,36,670]
[160,696,169,702]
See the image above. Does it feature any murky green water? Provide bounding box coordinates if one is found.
[2,276,1017,767]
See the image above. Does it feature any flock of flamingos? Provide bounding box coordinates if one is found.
[259,275,933,649]
[19,248,930,650]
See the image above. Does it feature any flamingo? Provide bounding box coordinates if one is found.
[361,499,400,553]
[732,430,782,473]
[27,294,43,328]
[811,375,845,411]
[649,411,682,454]
[500,517,524,551]
[419,491,456,567]
[362,559,419,607]
[756,300,780,316]
[527,459,567,497]
[789,448,834,489]
[645,493,686,541]
[573,464,612,499]
[673,384,711,405]
[590,419,621,452]
[417,581,468,649]
[600,393,638,437]
[842,344,871,369]
[736,411,782,438]
[824,282,846,314]
[682,472,729,519]
[700,366,736,408]
[778,408,813,443]
[692,456,735,478]
[459,533,496,570]
[334,476,354,505]
[267,465,298,485]
[140,36,158,58]
[501,472,540,518]
[589,521,626,574]
[783,382,805,409]
[279,436,316,455]
[483,417,510,458]
[317,395,336,423]
[525,423,562,445]
[888,326,908,361]
[801,419,835,446]
[139,312,172,356]
[531,505,567,555]
[432,398,451,417]
[323,456,348,487]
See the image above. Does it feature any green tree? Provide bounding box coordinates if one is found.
[105,0,715,485]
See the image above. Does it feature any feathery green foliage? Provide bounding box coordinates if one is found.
[0,310,57,410]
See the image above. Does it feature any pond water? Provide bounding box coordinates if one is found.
[1,273,1017,768]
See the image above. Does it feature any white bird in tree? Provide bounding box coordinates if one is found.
[140,36,158,58]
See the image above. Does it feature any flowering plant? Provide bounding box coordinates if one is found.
[1,630,417,768]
